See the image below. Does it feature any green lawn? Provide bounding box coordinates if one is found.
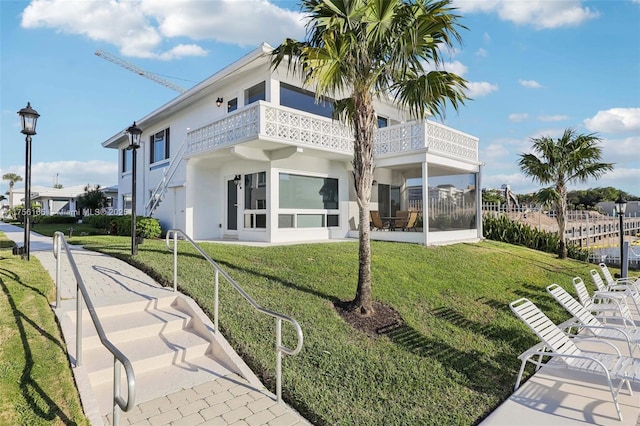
[0,232,89,426]
[59,233,606,425]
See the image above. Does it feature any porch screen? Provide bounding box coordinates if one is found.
[279,173,338,209]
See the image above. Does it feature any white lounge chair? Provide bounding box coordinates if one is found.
[510,297,640,421]
[573,276,633,321]
[599,263,640,293]
[546,284,639,356]
[591,269,640,316]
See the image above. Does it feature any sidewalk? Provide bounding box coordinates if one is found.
[0,223,309,426]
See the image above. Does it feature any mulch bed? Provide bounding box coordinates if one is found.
[333,300,403,338]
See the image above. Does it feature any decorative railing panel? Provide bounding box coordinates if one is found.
[186,102,478,163]
[263,105,353,153]
[186,105,260,155]
[426,121,478,161]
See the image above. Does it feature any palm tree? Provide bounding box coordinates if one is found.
[2,173,23,209]
[519,128,613,259]
[272,0,469,315]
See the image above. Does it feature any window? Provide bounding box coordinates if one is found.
[378,184,400,217]
[122,148,132,173]
[244,171,267,229]
[150,128,170,164]
[122,195,132,213]
[377,116,388,128]
[227,98,238,112]
[246,81,265,105]
[427,173,477,232]
[244,172,267,210]
[280,83,333,118]
[278,173,340,229]
[279,173,338,209]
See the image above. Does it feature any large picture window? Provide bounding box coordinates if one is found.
[278,173,339,229]
[150,128,170,165]
[279,173,338,209]
[280,83,333,118]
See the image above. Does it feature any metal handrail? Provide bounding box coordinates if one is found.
[53,232,136,426]
[165,229,303,402]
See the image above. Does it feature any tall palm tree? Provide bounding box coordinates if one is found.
[519,128,613,259]
[272,0,469,315]
[2,173,23,209]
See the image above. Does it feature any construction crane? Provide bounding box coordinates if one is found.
[95,49,187,94]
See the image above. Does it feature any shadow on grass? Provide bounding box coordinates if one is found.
[379,319,520,394]
[0,268,76,424]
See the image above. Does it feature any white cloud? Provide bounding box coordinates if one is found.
[0,160,117,191]
[475,48,488,57]
[21,0,305,59]
[584,108,640,134]
[519,79,543,89]
[466,82,499,98]
[509,113,529,123]
[600,135,640,165]
[483,32,491,43]
[454,0,599,29]
[537,115,569,122]
[425,60,468,76]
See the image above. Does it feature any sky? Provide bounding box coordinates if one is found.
[1,0,639,200]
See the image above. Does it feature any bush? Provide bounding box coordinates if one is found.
[32,215,77,225]
[106,215,161,238]
[83,214,113,230]
[482,214,589,261]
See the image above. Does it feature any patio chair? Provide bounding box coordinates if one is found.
[599,263,640,292]
[392,210,408,231]
[403,211,419,231]
[546,284,638,356]
[370,210,389,231]
[590,269,640,316]
[573,277,633,320]
[510,297,640,421]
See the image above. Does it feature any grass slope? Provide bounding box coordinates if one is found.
[0,232,89,426]
[63,234,603,425]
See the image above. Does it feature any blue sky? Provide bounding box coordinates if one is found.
[1,0,639,199]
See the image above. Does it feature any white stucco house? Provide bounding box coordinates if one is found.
[9,184,118,216]
[102,43,482,245]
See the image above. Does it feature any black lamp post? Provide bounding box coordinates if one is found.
[126,122,142,255]
[615,195,627,276]
[17,102,40,261]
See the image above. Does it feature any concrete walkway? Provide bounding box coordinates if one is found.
[0,223,309,426]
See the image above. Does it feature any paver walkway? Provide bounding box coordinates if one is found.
[0,223,309,426]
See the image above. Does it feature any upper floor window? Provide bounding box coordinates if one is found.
[228,98,238,112]
[122,148,133,173]
[377,116,388,128]
[150,128,170,164]
[280,82,333,118]
[246,82,265,105]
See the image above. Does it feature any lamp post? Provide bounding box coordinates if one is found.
[615,194,627,276]
[17,102,40,261]
[126,122,142,255]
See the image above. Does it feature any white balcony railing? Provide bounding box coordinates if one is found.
[374,120,478,161]
[186,101,478,162]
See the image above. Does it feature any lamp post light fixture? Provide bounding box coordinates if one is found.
[615,194,627,276]
[126,122,142,255]
[17,102,40,261]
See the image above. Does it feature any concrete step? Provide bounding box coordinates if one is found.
[77,302,192,350]
[93,354,239,415]
[85,327,212,386]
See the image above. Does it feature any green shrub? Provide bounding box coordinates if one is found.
[32,215,77,225]
[482,214,589,261]
[106,215,161,238]
[83,214,113,230]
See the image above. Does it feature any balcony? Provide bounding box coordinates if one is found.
[185,101,478,163]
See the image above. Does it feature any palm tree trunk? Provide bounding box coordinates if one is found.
[8,182,14,209]
[556,186,568,259]
[351,90,376,316]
